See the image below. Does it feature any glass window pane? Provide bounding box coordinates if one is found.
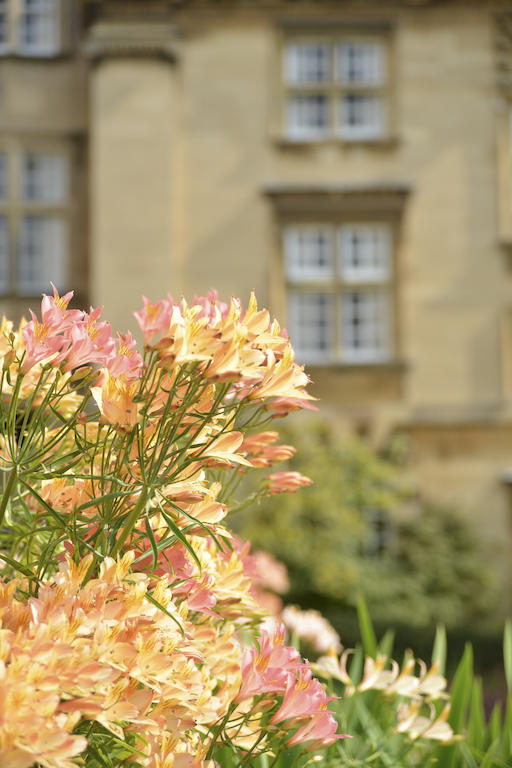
[0,0,8,49]
[339,94,384,140]
[285,227,334,281]
[17,214,66,295]
[288,291,334,363]
[341,290,391,362]
[0,153,7,198]
[286,94,330,139]
[284,43,331,84]
[19,0,59,55]
[22,153,68,203]
[337,41,385,84]
[0,215,9,294]
[339,225,391,282]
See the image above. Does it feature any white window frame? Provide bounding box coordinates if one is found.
[0,0,61,57]
[339,224,391,283]
[0,141,70,297]
[284,221,394,365]
[340,289,392,364]
[283,34,389,142]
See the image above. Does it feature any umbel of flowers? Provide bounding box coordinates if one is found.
[0,288,346,768]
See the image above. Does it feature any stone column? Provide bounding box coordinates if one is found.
[86,21,180,332]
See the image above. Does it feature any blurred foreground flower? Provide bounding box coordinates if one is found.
[282,605,342,654]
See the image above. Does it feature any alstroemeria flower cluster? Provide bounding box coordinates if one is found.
[315,649,455,744]
[0,552,242,768]
[0,289,343,768]
[237,625,348,753]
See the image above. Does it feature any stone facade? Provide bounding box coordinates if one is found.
[2,0,512,587]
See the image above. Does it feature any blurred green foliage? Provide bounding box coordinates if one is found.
[222,603,512,768]
[235,419,499,637]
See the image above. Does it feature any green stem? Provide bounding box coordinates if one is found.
[110,486,149,558]
[0,465,17,527]
[205,703,238,760]
[236,731,268,768]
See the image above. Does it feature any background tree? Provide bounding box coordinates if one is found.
[234,418,500,658]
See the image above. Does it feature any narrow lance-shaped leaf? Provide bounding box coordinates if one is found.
[432,624,447,677]
[487,702,502,750]
[502,693,512,758]
[504,620,512,693]
[467,677,485,751]
[357,592,378,659]
[378,628,395,659]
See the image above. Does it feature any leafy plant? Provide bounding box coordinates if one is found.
[0,289,345,768]
[235,419,499,639]
[265,599,512,768]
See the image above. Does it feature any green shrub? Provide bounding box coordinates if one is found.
[234,419,499,639]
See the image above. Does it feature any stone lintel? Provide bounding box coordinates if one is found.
[263,182,411,213]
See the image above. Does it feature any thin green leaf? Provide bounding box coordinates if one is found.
[432,624,447,676]
[449,643,474,733]
[18,480,68,528]
[0,551,41,581]
[144,590,185,637]
[144,511,159,571]
[348,645,364,688]
[502,693,512,758]
[504,620,512,693]
[158,492,225,552]
[479,740,499,768]
[156,500,202,570]
[488,702,502,747]
[459,742,479,768]
[356,593,378,659]
[467,677,485,750]
[435,643,473,768]
[378,628,395,659]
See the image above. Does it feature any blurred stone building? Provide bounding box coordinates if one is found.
[2,0,512,576]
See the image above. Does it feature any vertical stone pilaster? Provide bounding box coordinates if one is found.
[86,22,179,332]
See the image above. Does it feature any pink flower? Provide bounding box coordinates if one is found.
[267,397,319,418]
[236,625,301,701]
[63,307,115,372]
[193,289,230,321]
[286,710,349,750]
[40,285,83,330]
[271,665,327,724]
[107,332,143,380]
[266,471,312,495]
[134,295,174,344]
[21,311,68,372]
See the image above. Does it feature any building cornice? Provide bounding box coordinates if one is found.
[84,21,179,63]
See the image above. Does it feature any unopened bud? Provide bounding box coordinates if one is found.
[2,350,15,370]
[69,365,94,383]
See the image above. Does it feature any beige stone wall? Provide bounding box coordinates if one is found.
[89,57,177,331]
[3,1,510,569]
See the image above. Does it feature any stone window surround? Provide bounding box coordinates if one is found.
[276,18,396,145]
[0,0,65,57]
[264,182,410,369]
[0,138,72,297]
